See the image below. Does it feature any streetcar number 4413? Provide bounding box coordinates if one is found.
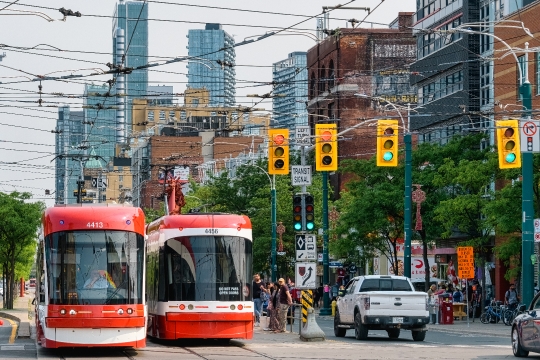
[87,222,104,228]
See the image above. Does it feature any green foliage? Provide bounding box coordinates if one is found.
[0,192,44,309]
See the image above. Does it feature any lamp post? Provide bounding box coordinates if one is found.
[248,163,278,282]
[355,94,413,278]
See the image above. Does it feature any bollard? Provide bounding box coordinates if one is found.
[331,299,336,317]
[300,307,325,342]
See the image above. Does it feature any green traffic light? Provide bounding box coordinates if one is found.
[294,223,302,231]
[306,222,314,230]
[505,153,516,163]
[383,151,393,161]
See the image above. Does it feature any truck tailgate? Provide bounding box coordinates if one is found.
[364,292,427,316]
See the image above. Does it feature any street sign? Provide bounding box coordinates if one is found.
[98,177,107,189]
[535,233,540,243]
[296,262,316,289]
[457,246,474,279]
[296,234,316,261]
[348,264,357,274]
[521,120,540,152]
[291,166,312,186]
[535,218,540,233]
[295,126,311,146]
[91,178,98,188]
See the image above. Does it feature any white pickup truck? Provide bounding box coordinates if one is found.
[334,275,429,341]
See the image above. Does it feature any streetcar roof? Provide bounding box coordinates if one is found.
[147,213,252,234]
[42,205,145,236]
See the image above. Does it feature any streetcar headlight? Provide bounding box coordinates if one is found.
[69,309,76,315]
[230,305,236,310]
[127,308,133,314]
[60,309,66,315]
[188,304,194,310]
[237,304,243,310]
[117,308,124,315]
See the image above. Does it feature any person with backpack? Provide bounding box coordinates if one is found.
[453,287,463,303]
[505,283,520,311]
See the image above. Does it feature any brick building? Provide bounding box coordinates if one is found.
[306,12,416,193]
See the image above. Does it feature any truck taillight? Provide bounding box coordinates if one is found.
[363,297,370,310]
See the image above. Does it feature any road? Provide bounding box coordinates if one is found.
[0,314,523,360]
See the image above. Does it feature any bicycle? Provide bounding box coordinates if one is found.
[480,300,504,324]
[503,303,526,326]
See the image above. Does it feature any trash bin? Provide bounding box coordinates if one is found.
[438,294,454,325]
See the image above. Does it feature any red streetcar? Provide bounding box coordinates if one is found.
[146,213,254,340]
[35,204,146,348]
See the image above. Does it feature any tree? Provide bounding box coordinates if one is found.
[333,158,404,276]
[0,192,44,309]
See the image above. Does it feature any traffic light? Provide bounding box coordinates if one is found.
[376,119,399,167]
[496,119,521,169]
[304,194,315,231]
[293,194,303,231]
[315,124,338,171]
[268,129,290,175]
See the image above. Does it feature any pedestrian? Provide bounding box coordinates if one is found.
[264,282,280,331]
[314,285,322,308]
[505,283,520,312]
[276,277,292,333]
[252,273,266,327]
[453,287,463,303]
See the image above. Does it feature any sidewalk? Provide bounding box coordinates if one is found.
[0,290,35,339]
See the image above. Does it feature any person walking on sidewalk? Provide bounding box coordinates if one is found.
[505,283,520,312]
[276,278,292,333]
[252,273,266,327]
[264,282,280,331]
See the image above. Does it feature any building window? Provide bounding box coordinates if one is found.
[319,67,326,93]
[147,111,154,122]
[518,55,526,101]
[159,110,166,122]
[119,175,123,182]
[536,52,540,95]
[421,69,463,104]
[418,16,462,59]
[310,72,316,98]
[480,62,490,106]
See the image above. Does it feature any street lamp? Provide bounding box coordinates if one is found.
[355,93,414,278]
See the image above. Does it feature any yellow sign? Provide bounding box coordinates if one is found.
[457,246,474,279]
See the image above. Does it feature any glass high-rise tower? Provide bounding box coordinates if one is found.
[272,52,308,141]
[187,23,236,107]
[113,0,148,136]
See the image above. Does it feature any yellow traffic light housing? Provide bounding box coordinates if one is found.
[376,120,399,167]
[315,124,338,171]
[496,119,521,169]
[268,129,289,175]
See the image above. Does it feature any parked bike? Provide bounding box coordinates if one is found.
[480,300,505,324]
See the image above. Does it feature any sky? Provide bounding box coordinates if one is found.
[0,0,416,207]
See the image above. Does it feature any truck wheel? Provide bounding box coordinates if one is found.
[387,328,400,339]
[334,309,346,337]
[412,330,426,342]
[354,312,368,340]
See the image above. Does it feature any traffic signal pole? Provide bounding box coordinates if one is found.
[271,175,277,282]
[521,43,534,306]
[404,131,412,279]
[319,170,331,316]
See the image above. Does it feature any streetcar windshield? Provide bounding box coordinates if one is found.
[45,230,144,305]
[157,236,252,302]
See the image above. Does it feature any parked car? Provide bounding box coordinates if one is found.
[511,292,540,357]
[334,275,429,341]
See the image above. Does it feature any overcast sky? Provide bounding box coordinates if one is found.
[0,0,415,207]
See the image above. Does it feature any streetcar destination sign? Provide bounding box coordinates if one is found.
[291,166,312,186]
